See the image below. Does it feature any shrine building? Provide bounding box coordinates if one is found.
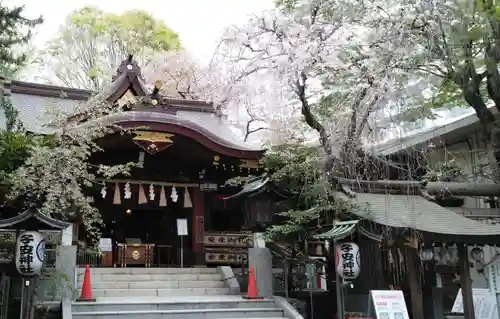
[0,56,271,268]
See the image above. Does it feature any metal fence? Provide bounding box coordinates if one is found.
[71,245,201,267]
[231,253,325,295]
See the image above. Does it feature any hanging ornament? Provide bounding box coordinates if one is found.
[124,182,132,199]
[100,184,107,199]
[138,184,147,204]
[112,183,121,205]
[170,186,179,203]
[149,184,155,201]
[159,186,167,207]
[183,187,192,208]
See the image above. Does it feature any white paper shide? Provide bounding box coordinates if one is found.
[15,231,45,276]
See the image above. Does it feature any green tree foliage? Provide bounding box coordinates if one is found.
[0,3,42,184]
[0,96,30,183]
[7,99,139,244]
[230,143,354,240]
[0,97,56,185]
[264,144,332,240]
[36,6,180,90]
[0,4,42,76]
[357,0,500,180]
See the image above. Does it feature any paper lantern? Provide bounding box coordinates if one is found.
[335,242,360,280]
[15,231,45,276]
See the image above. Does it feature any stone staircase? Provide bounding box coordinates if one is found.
[75,267,229,298]
[71,267,289,319]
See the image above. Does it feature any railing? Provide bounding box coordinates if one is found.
[44,247,102,268]
[74,245,202,267]
[155,244,200,267]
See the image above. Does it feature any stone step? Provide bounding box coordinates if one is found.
[77,273,222,282]
[78,280,225,289]
[72,299,276,312]
[91,287,231,298]
[72,308,284,319]
[76,267,218,275]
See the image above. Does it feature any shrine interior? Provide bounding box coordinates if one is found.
[72,131,256,267]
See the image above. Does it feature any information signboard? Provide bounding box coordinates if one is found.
[452,288,497,319]
[176,219,188,236]
[369,290,410,319]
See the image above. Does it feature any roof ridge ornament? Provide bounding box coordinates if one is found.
[113,54,142,81]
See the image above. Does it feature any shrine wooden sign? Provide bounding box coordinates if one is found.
[204,248,248,264]
[203,232,253,248]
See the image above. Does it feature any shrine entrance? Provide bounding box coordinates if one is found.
[120,208,193,267]
[99,184,196,268]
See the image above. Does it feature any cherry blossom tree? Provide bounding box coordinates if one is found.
[217,2,419,179]
[142,49,300,143]
[7,97,138,243]
[218,0,457,249]
[303,0,500,182]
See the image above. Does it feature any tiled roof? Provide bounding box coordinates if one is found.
[313,220,359,240]
[77,111,264,152]
[337,191,500,236]
[0,209,71,230]
[223,176,271,200]
[0,56,264,153]
[9,93,82,133]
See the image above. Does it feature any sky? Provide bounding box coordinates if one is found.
[7,0,275,63]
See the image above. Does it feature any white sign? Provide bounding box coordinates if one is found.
[451,289,497,319]
[487,263,500,294]
[177,219,188,236]
[99,238,113,252]
[370,290,410,319]
[15,231,45,276]
[335,242,361,280]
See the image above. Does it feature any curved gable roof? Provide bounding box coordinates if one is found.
[0,209,71,230]
[74,111,265,159]
[2,55,266,158]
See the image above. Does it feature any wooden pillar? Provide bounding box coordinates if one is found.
[406,247,425,319]
[192,188,205,265]
[458,244,475,319]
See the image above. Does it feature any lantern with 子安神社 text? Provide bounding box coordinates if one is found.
[335,242,360,280]
[15,231,45,276]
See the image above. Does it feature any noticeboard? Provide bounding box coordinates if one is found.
[368,290,410,319]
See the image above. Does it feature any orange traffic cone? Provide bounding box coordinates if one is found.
[243,266,263,299]
[77,265,96,302]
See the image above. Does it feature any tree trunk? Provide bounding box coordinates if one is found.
[462,87,500,183]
